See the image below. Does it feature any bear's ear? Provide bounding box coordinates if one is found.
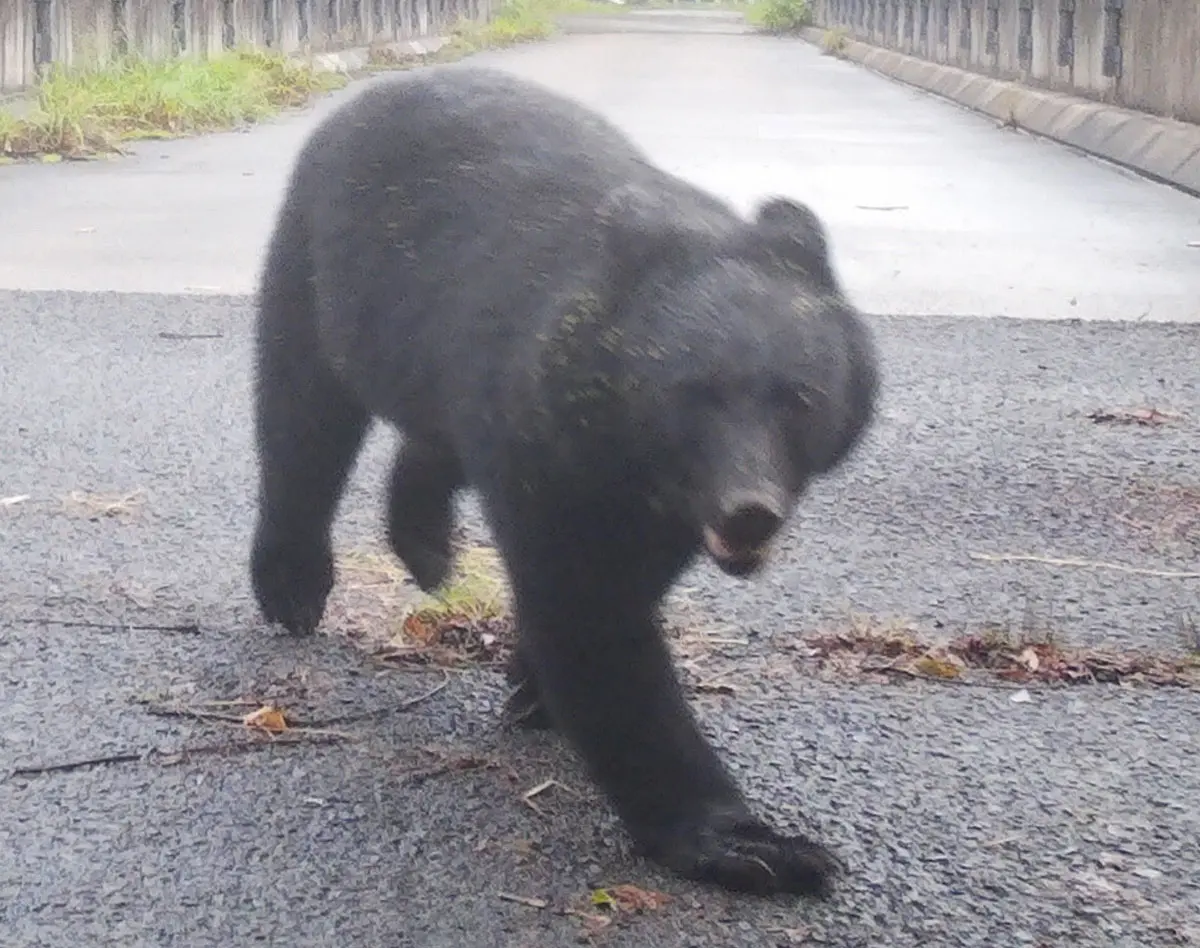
[752,197,839,291]
[596,184,699,296]
[755,197,828,249]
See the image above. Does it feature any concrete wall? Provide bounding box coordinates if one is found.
[812,0,1200,125]
[0,0,490,92]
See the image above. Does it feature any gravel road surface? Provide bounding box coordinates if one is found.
[2,14,1198,948]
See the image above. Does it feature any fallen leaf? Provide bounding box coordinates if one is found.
[242,705,289,733]
[1018,646,1040,672]
[913,654,962,679]
[606,884,672,912]
[569,909,614,934]
[1087,407,1181,427]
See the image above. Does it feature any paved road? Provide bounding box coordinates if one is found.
[3,14,1200,948]
[1,17,1198,321]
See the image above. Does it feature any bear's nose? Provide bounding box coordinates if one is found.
[718,497,785,551]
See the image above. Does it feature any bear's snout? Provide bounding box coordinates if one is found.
[702,495,785,578]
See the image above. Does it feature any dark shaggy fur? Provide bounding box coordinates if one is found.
[251,66,879,898]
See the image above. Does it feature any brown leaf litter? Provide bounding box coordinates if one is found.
[326,544,1199,692]
[794,619,1200,689]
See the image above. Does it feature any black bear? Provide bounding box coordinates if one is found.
[251,65,879,898]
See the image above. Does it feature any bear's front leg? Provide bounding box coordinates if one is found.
[385,437,464,592]
[251,280,371,636]
[508,562,839,898]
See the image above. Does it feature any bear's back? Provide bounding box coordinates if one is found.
[298,66,651,206]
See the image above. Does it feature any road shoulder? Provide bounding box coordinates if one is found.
[800,26,1200,197]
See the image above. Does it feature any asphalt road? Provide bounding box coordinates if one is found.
[2,14,1199,948]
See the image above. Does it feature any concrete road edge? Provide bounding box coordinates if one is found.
[306,36,451,74]
[800,27,1200,197]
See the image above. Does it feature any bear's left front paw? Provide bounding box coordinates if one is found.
[645,805,840,898]
[250,534,335,636]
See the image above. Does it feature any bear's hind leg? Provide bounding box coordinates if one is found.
[385,438,464,593]
[251,261,370,635]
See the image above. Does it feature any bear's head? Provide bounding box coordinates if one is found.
[596,185,879,578]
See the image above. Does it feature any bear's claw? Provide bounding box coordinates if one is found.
[646,806,840,898]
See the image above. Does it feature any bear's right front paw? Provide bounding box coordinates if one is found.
[643,804,840,898]
[250,537,335,636]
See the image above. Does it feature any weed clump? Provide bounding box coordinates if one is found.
[820,25,849,56]
[746,0,813,34]
[0,49,342,161]
[441,0,605,54]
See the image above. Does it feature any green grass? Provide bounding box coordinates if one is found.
[0,48,343,161]
[820,25,850,56]
[745,0,812,34]
[0,0,632,162]
[438,0,616,55]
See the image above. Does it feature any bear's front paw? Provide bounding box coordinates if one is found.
[646,804,840,898]
[250,535,335,636]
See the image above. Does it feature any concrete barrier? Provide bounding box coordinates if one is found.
[0,0,490,93]
[803,27,1200,195]
[811,0,1200,126]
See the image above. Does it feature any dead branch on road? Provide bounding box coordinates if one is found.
[969,552,1200,580]
[141,672,450,732]
[7,732,351,782]
[304,673,451,728]
[8,751,148,779]
[7,617,201,634]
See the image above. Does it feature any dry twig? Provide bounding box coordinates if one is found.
[8,617,200,634]
[497,892,548,909]
[969,551,1200,580]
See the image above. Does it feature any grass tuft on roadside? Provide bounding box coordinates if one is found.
[334,543,516,668]
[820,25,850,57]
[0,0,628,161]
[745,0,812,34]
[0,48,344,161]
[439,0,617,56]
